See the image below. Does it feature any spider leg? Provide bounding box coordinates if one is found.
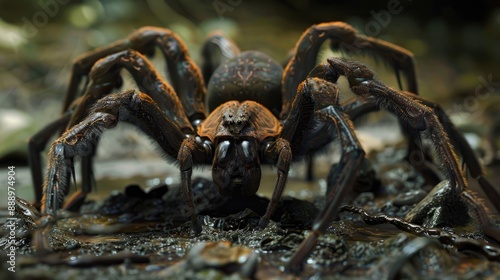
[342,94,500,212]
[31,50,196,209]
[343,97,443,186]
[284,78,365,275]
[409,94,500,212]
[67,50,195,207]
[282,21,420,181]
[34,90,210,252]
[286,59,490,275]
[28,113,72,207]
[67,49,194,133]
[281,21,417,119]
[63,26,205,126]
[325,57,467,192]
[200,31,240,85]
[258,79,316,228]
[41,90,188,216]
[28,105,99,211]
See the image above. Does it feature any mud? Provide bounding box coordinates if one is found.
[1,147,500,279]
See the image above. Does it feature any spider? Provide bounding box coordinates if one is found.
[30,22,499,274]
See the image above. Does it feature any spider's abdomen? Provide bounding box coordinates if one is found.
[206,51,283,116]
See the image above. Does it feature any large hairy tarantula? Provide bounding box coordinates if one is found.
[29,22,500,274]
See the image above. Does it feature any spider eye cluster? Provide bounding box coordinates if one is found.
[221,104,251,134]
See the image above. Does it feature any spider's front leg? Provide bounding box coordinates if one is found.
[325,58,468,192]
[409,96,500,210]
[34,90,211,252]
[28,113,72,207]
[283,78,366,275]
[29,49,198,207]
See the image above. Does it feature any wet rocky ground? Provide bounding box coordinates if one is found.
[2,145,500,279]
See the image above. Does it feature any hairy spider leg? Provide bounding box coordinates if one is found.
[343,97,443,186]
[281,21,418,118]
[67,50,194,132]
[30,50,196,210]
[31,27,206,208]
[28,113,72,207]
[283,79,365,275]
[62,26,206,126]
[281,22,419,181]
[200,31,241,86]
[413,95,500,212]
[343,97,500,245]
[34,90,211,252]
[341,95,500,213]
[329,57,466,191]
[285,58,470,274]
[254,78,314,228]
[344,95,500,211]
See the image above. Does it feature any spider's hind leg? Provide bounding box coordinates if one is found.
[413,95,500,212]
[63,27,206,127]
[343,95,500,213]
[282,21,418,119]
[200,31,240,85]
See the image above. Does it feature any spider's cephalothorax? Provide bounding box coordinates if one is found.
[30,23,500,274]
[198,100,281,196]
[202,50,284,196]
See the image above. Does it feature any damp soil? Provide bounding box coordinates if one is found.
[1,147,500,280]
